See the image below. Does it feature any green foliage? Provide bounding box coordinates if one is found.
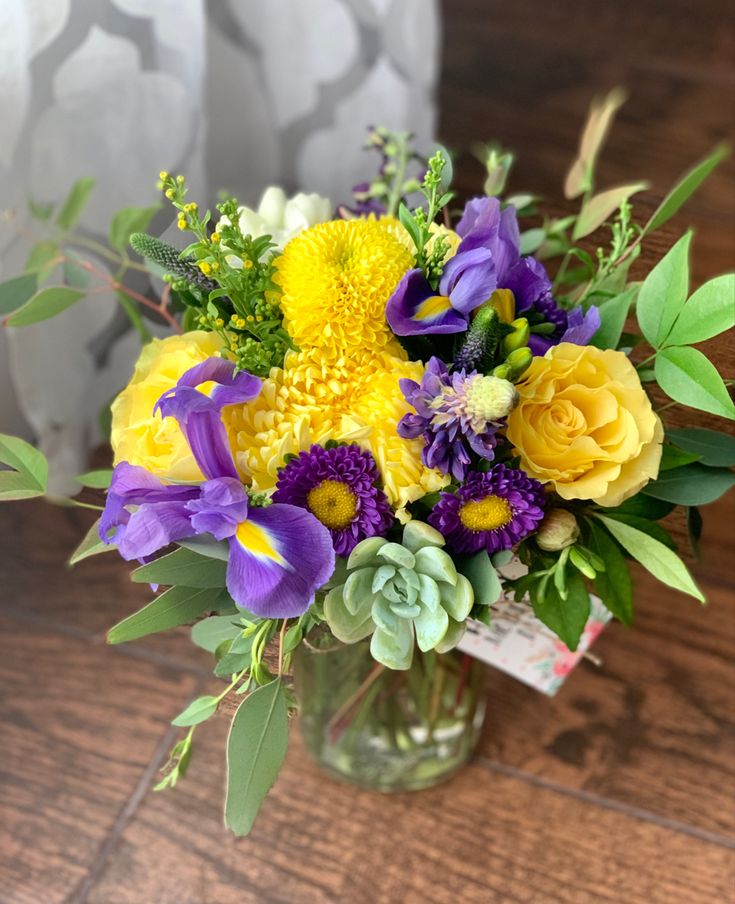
[56,178,96,230]
[655,346,735,420]
[637,232,692,348]
[590,285,637,350]
[107,586,232,644]
[179,535,230,561]
[225,679,289,837]
[172,695,220,727]
[665,274,735,347]
[191,615,244,652]
[586,521,633,624]
[69,518,115,566]
[129,232,216,292]
[132,547,227,588]
[109,205,160,253]
[0,274,37,315]
[347,127,425,217]
[456,551,501,606]
[564,88,627,199]
[155,729,194,791]
[530,571,591,652]
[75,469,113,489]
[595,514,704,602]
[642,463,735,506]
[666,428,735,467]
[572,182,648,241]
[6,287,85,327]
[25,240,59,278]
[0,434,48,501]
[641,144,729,237]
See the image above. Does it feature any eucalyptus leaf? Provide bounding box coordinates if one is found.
[0,274,37,315]
[75,469,113,489]
[191,615,243,652]
[132,547,227,588]
[25,241,59,278]
[655,345,735,420]
[665,274,735,347]
[0,433,48,500]
[107,586,230,644]
[225,679,289,837]
[6,287,85,327]
[666,427,735,467]
[109,204,160,253]
[171,695,219,727]
[659,444,701,471]
[178,535,230,561]
[596,515,704,602]
[69,518,115,565]
[56,177,96,230]
[636,232,691,348]
[591,285,637,350]
[643,144,729,236]
[457,551,501,605]
[642,464,735,506]
[519,228,546,255]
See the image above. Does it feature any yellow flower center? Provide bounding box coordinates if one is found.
[459,495,513,532]
[306,479,358,530]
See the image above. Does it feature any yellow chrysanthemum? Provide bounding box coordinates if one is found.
[223,345,448,514]
[275,218,414,355]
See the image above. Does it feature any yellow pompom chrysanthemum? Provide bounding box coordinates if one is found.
[275,218,414,355]
[224,345,448,515]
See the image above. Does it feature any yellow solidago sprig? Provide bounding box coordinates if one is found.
[156,172,293,377]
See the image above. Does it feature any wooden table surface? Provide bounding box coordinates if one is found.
[1,2,734,901]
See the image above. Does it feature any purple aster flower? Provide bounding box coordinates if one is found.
[429,465,546,554]
[386,232,496,336]
[398,357,518,481]
[272,444,393,556]
[101,357,335,618]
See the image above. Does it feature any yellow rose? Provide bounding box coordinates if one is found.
[506,343,663,507]
[111,331,222,481]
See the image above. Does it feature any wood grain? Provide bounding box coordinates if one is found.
[85,724,734,904]
[0,613,201,904]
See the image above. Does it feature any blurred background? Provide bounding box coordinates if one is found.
[0,3,733,902]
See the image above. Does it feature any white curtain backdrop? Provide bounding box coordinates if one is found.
[0,0,440,491]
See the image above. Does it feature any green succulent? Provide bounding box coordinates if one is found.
[323,521,474,670]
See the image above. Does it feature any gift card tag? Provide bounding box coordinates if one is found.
[457,558,611,696]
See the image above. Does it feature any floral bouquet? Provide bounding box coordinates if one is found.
[1,94,733,836]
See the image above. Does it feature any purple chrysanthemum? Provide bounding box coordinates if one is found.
[429,465,546,554]
[398,357,518,481]
[272,444,393,556]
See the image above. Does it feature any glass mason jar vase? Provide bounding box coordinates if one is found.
[293,627,487,792]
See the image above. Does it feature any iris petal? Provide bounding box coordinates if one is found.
[226,504,335,618]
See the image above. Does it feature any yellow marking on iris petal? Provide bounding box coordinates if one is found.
[459,495,513,532]
[487,288,516,324]
[196,380,217,397]
[307,479,357,530]
[416,294,453,321]
[235,520,286,564]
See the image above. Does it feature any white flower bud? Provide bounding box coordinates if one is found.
[536,509,580,551]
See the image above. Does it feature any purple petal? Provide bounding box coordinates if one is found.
[184,412,240,481]
[561,306,601,345]
[186,477,250,540]
[227,504,335,618]
[117,501,196,561]
[503,257,553,311]
[439,247,496,314]
[386,269,467,336]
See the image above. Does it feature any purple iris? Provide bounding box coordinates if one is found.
[398,357,515,481]
[429,465,546,555]
[456,197,572,354]
[100,358,335,619]
[385,233,496,335]
[560,306,601,346]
